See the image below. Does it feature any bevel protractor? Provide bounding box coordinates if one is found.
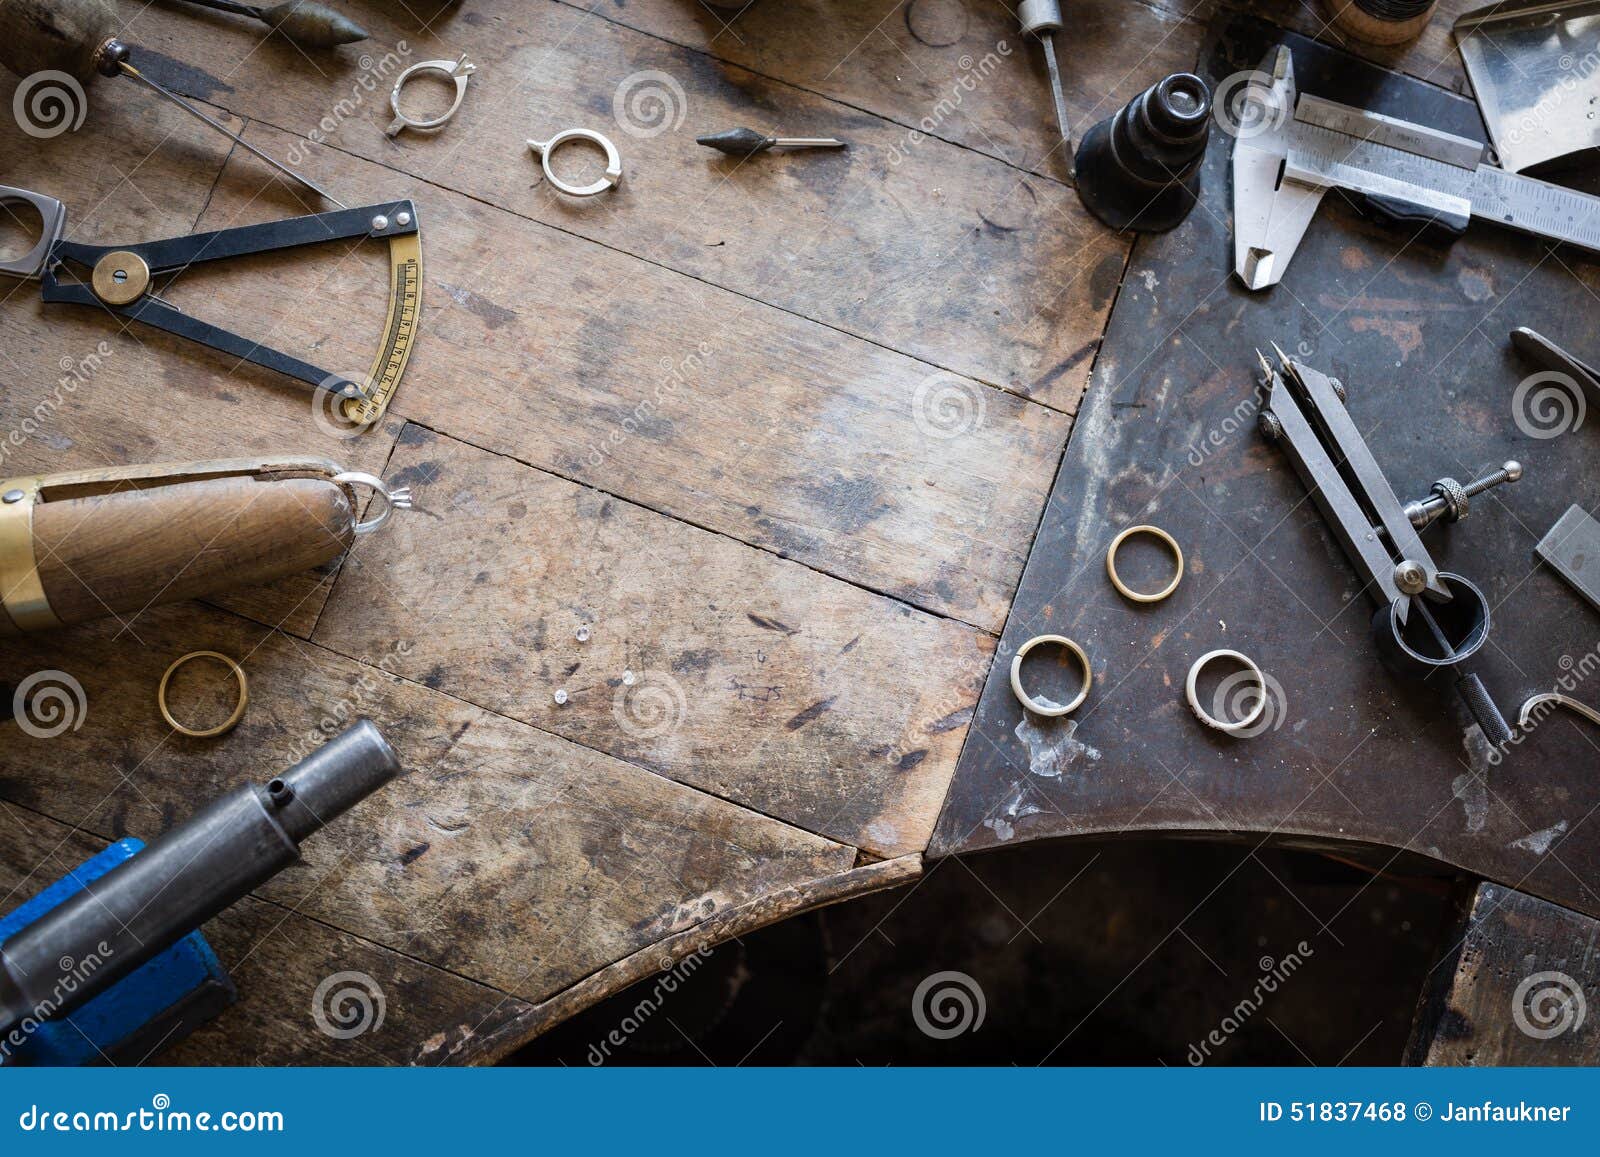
[0,186,422,427]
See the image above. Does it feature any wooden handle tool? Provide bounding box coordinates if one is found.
[0,455,407,633]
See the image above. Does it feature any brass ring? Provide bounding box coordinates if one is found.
[1106,524,1184,603]
[158,651,249,739]
[1009,634,1092,717]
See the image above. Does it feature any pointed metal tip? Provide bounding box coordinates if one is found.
[1268,341,1293,370]
[1254,348,1274,378]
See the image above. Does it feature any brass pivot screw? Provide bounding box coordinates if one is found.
[90,251,151,306]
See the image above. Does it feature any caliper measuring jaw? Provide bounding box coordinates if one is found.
[1231,47,1323,291]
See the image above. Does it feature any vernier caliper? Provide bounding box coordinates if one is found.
[1232,46,1600,289]
[1256,344,1520,744]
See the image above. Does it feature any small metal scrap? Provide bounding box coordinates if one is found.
[695,127,846,157]
[1535,505,1600,613]
[527,129,623,197]
[388,54,476,137]
[1018,0,1074,176]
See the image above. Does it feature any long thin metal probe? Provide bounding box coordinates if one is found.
[1039,34,1074,178]
[118,62,348,209]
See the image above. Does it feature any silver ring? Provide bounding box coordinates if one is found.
[1184,649,1267,736]
[333,471,414,535]
[527,129,623,197]
[1010,634,1092,717]
[387,54,476,137]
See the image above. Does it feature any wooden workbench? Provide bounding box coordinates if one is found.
[0,0,1591,1064]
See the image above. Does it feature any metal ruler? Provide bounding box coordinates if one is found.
[1284,93,1600,256]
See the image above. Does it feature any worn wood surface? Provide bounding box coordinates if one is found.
[313,424,990,856]
[1408,882,1600,1065]
[5,0,1583,1064]
[187,121,1071,631]
[0,600,872,1003]
[936,20,1600,922]
[123,0,1131,410]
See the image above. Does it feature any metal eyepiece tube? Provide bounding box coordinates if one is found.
[0,720,399,1038]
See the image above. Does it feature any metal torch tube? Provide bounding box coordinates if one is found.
[0,720,399,1037]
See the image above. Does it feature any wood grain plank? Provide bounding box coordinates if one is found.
[0,805,531,1065]
[312,425,994,857]
[0,601,858,1006]
[184,117,1069,631]
[1408,882,1600,1066]
[461,853,923,1064]
[124,0,1126,409]
[0,79,401,638]
[568,0,1205,182]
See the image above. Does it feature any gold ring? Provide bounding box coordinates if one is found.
[158,651,249,739]
[1106,524,1184,603]
[1009,634,1092,717]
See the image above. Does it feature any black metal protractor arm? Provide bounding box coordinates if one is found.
[40,287,367,396]
[38,201,421,400]
[44,201,417,275]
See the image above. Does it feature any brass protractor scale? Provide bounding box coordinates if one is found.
[0,185,422,426]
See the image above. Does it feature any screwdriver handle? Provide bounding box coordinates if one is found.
[0,0,117,81]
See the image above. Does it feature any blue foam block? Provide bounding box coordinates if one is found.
[0,838,234,1066]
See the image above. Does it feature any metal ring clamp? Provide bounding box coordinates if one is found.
[0,186,67,279]
[527,129,623,197]
[1106,524,1184,603]
[386,54,476,138]
[333,471,414,535]
[159,651,249,739]
[1010,634,1092,717]
[1184,649,1267,736]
